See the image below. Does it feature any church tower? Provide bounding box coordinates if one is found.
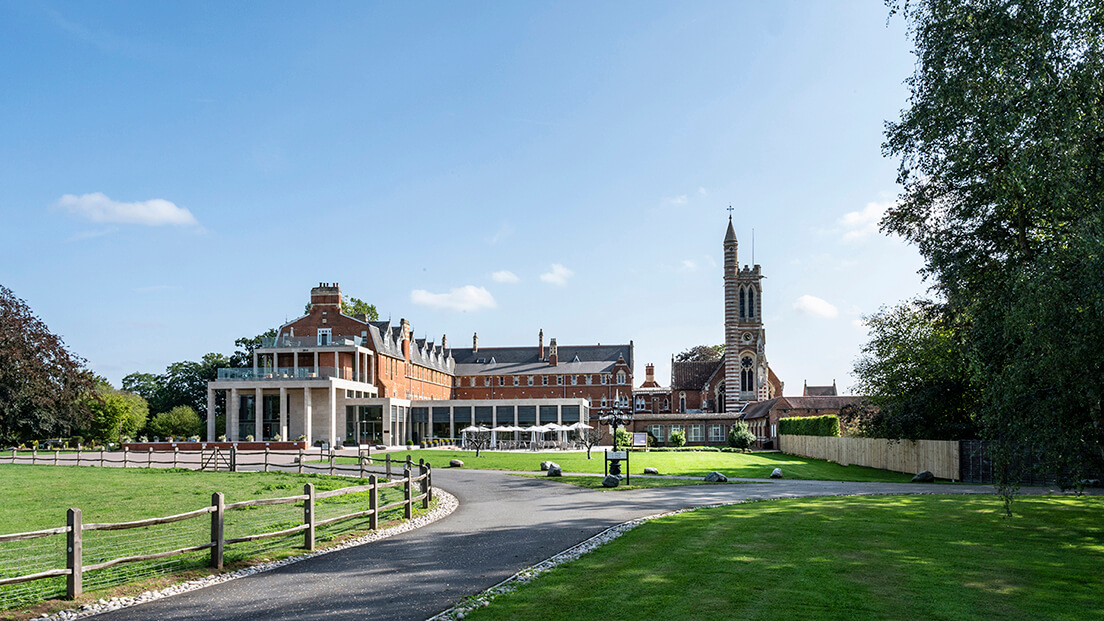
[724,214,769,412]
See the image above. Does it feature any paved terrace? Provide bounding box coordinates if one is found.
[86,454,1086,621]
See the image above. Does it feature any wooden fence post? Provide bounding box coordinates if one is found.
[420,463,429,510]
[403,467,412,519]
[369,475,378,530]
[32,448,37,465]
[76,447,81,466]
[264,447,270,473]
[358,451,365,479]
[385,455,392,479]
[67,508,82,599]
[173,448,179,469]
[406,455,412,470]
[99,447,104,468]
[426,464,433,503]
[10,448,14,464]
[329,451,335,476]
[230,446,238,472]
[148,447,153,468]
[211,492,224,570]
[123,448,128,468]
[304,483,315,551]
[298,448,304,474]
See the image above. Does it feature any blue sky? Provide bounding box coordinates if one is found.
[1,1,929,394]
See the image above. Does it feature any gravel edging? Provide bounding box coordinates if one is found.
[39,490,459,621]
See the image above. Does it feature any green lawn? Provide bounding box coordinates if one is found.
[519,474,717,490]
[358,449,916,482]
[462,495,1104,621]
[0,465,412,614]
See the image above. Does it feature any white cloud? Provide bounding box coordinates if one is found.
[56,192,199,227]
[666,195,688,206]
[793,295,839,319]
[487,222,514,245]
[410,286,497,312]
[540,264,574,286]
[851,318,867,330]
[492,270,520,284]
[681,259,697,271]
[839,200,891,241]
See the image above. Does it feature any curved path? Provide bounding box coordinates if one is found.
[96,469,1067,621]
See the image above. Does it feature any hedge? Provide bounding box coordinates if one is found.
[778,415,841,437]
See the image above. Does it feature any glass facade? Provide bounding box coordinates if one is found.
[561,405,580,423]
[539,405,558,424]
[345,405,383,445]
[517,405,536,424]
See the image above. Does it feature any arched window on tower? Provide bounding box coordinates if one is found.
[739,287,746,319]
[741,357,754,392]
[748,287,755,319]
[679,392,686,413]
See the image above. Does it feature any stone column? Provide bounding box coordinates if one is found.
[229,388,239,441]
[328,384,337,448]
[255,387,263,441]
[304,387,313,446]
[354,352,360,383]
[449,406,455,439]
[293,352,299,376]
[279,387,288,441]
[314,352,319,375]
[206,387,216,442]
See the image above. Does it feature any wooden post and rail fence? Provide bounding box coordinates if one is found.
[0,463,432,600]
[779,434,960,480]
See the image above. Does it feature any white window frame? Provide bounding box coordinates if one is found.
[513,376,519,386]
[317,328,331,346]
[709,424,725,442]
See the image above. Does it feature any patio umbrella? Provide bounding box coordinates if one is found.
[460,425,483,433]
[568,422,593,430]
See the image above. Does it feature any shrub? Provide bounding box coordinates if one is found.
[217,434,227,442]
[245,434,254,442]
[669,429,686,448]
[778,415,841,437]
[70,436,85,447]
[614,428,631,448]
[728,421,757,450]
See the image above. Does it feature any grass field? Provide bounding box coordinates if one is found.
[0,465,414,614]
[520,474,716,490]
[461,494,1104,621]
[355,449,916,482]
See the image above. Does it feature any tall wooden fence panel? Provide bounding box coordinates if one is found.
[780,435,959,480]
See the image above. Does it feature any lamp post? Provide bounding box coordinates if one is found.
[598,406,634,451]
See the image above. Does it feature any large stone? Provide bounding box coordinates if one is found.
[449,459,464,468]
[643,467,659,475]
[704,471,728,483]
[547,465,562,477]
[912,470,935,483]
[770,468,783,479]
[602,475,620,488]
[540,461,553,471]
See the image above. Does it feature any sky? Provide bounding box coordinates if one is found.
[0,1,931,394]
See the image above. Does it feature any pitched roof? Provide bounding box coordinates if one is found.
[451,343,632,377]
[671,359,722,390]
[803,382,838,397]
[741,397,782,420]
[777,396,864,411]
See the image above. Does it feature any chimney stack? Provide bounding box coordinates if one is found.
[646,363,655,383]
[473,332,478,352]
[442,334,448,350]
[548,338,558,366]
[309,282,342,311]
[539,329,545,360]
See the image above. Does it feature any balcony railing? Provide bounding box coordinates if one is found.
[216,366,348,381]
[261,335,365,348]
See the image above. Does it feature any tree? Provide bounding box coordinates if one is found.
[580,427,602,459]
[147,405,202,439]
[727,421,756,452]
[674,345,723,362]
[884,0,1104,508]
[466,430,491,457]
[85,381,148,445]
[122,352,228,419]
[0,285,95,445]
[230,328,278,368]
[851,300,976,441]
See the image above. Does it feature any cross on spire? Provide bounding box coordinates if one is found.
[727,205,734,218]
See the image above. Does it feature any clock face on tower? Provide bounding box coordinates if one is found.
[742,332,752,343]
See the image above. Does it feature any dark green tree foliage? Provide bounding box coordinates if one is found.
[304,297,379,320]
[778,415,841,438]
[727,420,757,451]
[122,353,228,419]
[230,328,278,368]
[884,0,1104,500]
[851,300,976,440]
[0,285,94,444]
[674,345,724,362]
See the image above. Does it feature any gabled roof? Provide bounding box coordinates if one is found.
[741,397,782,420]
[451,343,632,377]
[803,382,838,397]
[671,359,722,390]
[778,396,863,411]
